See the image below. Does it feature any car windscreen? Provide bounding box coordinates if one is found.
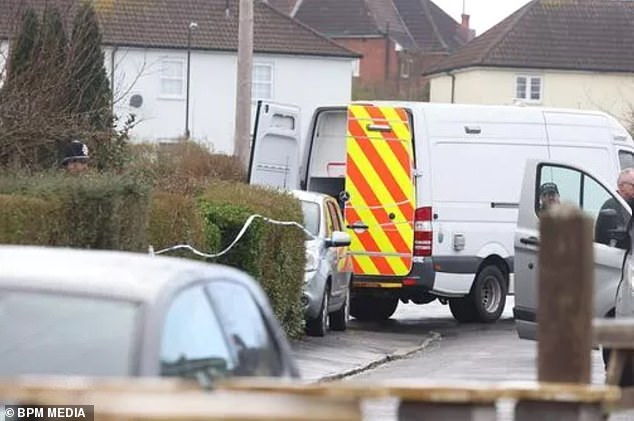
[0,289,138,376]
[300,200,320,237]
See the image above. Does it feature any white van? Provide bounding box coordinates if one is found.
[249,101,634,323]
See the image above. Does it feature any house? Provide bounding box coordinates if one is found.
[266,0,473,99]
[0,0,359,154]
[424,0,634,129]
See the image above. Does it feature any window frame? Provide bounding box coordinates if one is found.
[351,59,360,78]
[252,62,274,101]
[400,58,412,79]
[619,150,634,171]
[159,58,186,100]
[203,280,285,377]
[535,162,630,248]
[158,283,237,384]
[515,74,543,103]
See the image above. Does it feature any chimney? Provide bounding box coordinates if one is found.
[460,14,475,42]
[461,14,470,30]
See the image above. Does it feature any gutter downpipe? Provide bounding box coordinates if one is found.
[447,71,456,104]
[110,45,119,115]
[384,22,391,82]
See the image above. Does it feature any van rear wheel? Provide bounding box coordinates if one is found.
[471,265,507,323]
[351,295,398,321]
[449,266,507,323]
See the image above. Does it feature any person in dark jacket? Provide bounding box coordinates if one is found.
[601,168,634,385]
[61,139,90,174]
[595,168,634,248]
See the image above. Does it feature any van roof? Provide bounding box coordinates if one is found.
[355,101,609,118]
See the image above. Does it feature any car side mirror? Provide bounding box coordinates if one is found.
[327,231,351,248]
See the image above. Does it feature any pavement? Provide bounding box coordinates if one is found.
[290,303,443,382]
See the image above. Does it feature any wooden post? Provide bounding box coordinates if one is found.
[234,0,253,170]
[536,203,594,384]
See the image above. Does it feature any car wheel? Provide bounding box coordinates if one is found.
[329,286,349,331]
[350,295,398,322]
[472,265,507,323]
[306,285,329,337]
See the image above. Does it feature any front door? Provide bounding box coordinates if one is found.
[514,159,629,340]
[343,105,415,277]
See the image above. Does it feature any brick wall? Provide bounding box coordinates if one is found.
[333,37,398,84]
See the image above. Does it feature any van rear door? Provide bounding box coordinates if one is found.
[248,101,301,190]
[343,104,415,277]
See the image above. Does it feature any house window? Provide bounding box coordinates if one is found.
[352,59,360,78]
[253,63,273,100]
[400,59,412,79]
[160,59,185,98]
[515,75,542,102]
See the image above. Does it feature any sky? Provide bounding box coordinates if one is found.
[431,0,534,36]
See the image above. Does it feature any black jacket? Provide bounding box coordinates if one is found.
[595,197,631,249]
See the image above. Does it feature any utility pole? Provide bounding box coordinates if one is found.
[185,21,198,139]
[234,0,253,169]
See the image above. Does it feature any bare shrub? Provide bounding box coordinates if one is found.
[126,140,246,196]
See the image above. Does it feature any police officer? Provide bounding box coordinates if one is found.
[61,139,90,174]
[539,182,560,211]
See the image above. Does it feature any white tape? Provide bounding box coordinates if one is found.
[150,214,319,259]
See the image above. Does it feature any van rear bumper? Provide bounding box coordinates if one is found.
[351,258,435,291]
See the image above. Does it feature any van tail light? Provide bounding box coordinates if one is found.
[414,207,433,257]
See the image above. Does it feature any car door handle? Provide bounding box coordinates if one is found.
[520,236,540,246]
[347,222,369,230]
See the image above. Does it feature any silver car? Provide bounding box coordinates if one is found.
[292,190,352,337]
[0,246,299,384]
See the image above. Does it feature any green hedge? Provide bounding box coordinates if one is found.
[200,182,306,339]
[0,195,63,244]
[0,171,307,338]
[148,192,220,257]
[0,172,151,250]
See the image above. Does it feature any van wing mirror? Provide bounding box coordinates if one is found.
[599,208,619,230]
[598,208,628,243]
[327,231,351,248]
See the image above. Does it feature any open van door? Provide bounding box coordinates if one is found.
[343,104,415,277]
[514,159,629,340]
[248,101,301,190]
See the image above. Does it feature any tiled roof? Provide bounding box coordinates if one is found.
[363,0,416,50]
[425,0,634,75]
[293,0,466,53]
[0,0,358,58]
[394,0,467,52]
[266,0,300,15]
[295,0,380,37]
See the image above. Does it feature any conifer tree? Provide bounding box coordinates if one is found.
[38,7,68,71]
[69,1,112,131]
[7,8,39,81]
[35,6,69,110]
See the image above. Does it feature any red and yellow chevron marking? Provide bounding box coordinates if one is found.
[344,105,415,276]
